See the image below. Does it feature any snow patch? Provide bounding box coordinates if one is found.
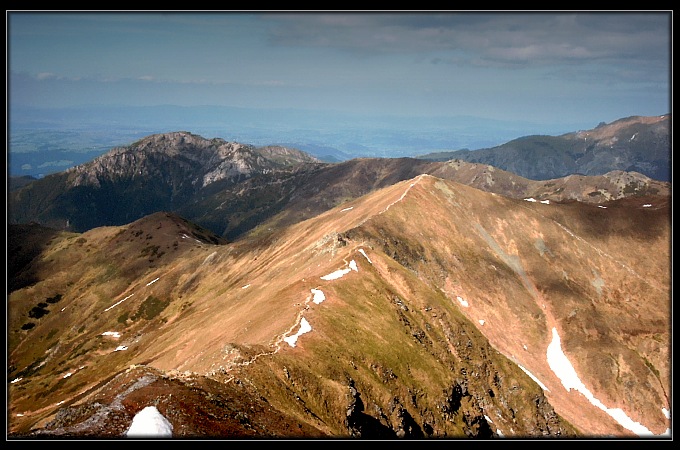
[546,327,659,436]
[321,260,358,280]
[126,406,173,438]
[456,296,469,307]
[104,293,134,312]
[311,288,326,304]
[284,318,312,347]
[358,248,372,264]
[181,233,203,244]
[102,331,121,339]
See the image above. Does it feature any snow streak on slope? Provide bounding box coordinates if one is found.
[546,327,668,437]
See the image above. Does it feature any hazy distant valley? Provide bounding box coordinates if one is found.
[9,105,594,179]
[7,114,672,439]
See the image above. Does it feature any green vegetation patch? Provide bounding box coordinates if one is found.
[140,244,164,260]
[132,295,170,321]
[117,311,129,324]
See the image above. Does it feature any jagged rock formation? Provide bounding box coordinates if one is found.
[68,131,321,189]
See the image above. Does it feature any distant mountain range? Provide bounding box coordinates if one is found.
[9,105,586,179]
[8,118,670,241]
[417,114,671,182]
[6,115,672,439]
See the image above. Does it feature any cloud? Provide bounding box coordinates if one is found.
[36,72,57,80]
[261,12,669,70]
[7,12,669,121]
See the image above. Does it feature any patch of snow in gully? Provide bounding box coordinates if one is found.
[546,327,664,436]
[358,248,372,264]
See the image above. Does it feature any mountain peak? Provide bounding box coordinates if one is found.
[63,131,320,190]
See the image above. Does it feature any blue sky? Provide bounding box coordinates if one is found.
[7,11,671,126]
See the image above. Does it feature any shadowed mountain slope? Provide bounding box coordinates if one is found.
[7,131,324,233]
[8,174,670,439]
[8,131,670,243]
[418,114,671,181]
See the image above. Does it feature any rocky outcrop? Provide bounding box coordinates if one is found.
[66,131,321,189]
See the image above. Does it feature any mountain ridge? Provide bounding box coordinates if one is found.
[67,130,322,189]
[417,114,671,182]
[8,173,670,438]
[8,131,670,242]
[6,114,672,439]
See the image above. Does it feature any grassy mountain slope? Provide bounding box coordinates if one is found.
[8,175,670,438]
